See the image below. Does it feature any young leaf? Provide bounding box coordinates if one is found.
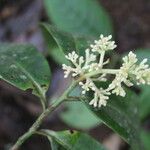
[84,88,144,150]
[44,0,114,37]
[60,101,101,130]
[0,43,51,108]
[39,130,106,150]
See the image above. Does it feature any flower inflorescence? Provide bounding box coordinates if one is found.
[62,34,150,108]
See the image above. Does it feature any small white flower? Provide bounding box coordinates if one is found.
[89,88,110,107]
[65,51,79,63]
[62,64,72,78]
[108,80,126,97]
[79,79,94,94]
[89,63,99,71]
[90,34,117,53]
[121,51,138,72]
[82,49,96,70]
[62,50,97,78]
[62,51,85,78]
[133,59,150,85]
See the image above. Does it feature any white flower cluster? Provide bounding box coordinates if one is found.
[62,49,96,78]
[90,35,117,52]
[108,52,150,97]
[62,35,150,108]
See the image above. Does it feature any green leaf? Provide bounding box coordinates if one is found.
[60,101,101,129]
[134,49,150,120]
[39,130,106,150]
[41,23,75,65]
[49,137,66,150]
[84,88,144,150]
[44,0,113,37]
[139,85,150,120]
[41,23,92,65]
[0,43,50,108]
[49,47,69,65]
[41,23,76,54]
[141,130,150,150]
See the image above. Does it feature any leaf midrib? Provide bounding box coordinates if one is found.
[0,55,46,106]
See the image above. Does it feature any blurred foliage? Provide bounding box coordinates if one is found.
[141,131,150,150]
[60,101,101,130]
[44,0,114,37]
[41,23,93,65]
[39,130,106,150]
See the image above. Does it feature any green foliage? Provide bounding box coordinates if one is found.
[44,0,114,37]
[84,88,144,150]
[139,85,150,120]
[0,43,51,108]
[39,130,106,150]
[41,23,149,149]
[41,23,76,54]
[1,0,149,148]
[49,47,69,65]
[41,23,92,65]
[60,101,101,129]
[141,131,150,150]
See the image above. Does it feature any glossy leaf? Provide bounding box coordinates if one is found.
[141,131,150,150]
[39,130,106,150]
[41,23,76,54]
[48,137,65,150]
[0,43,50,107]
[49,47,69,65]
[44,0,113,37]
[84,88,144,150]
[139,85,150,120]
[60,101,101,129]
[41,23,92,65]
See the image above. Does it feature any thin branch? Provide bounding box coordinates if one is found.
[11,80,79,150]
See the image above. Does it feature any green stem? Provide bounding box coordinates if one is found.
[11,80,79,150]
[85,69,119,78]
[40,95,47,111]
[99,51,105,67]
